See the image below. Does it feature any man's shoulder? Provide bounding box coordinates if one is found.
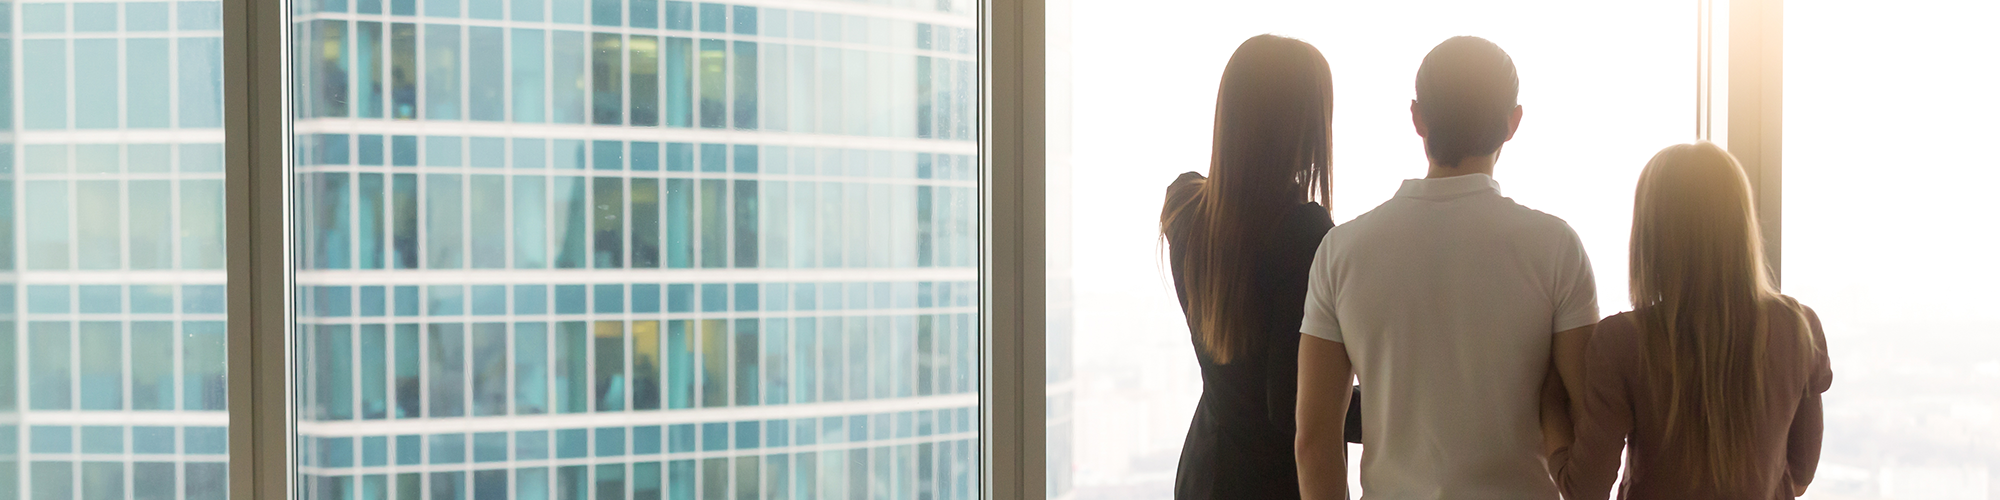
[1489,198,1586,247]
[1334,196,1581,240]
[1325,200,1402,236]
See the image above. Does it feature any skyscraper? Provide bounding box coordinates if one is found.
[3,0,233,498]
[288,0,983,498]
[4,0,1006,498]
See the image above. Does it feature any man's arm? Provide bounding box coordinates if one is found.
[1544,324,1593,457]
[1297,334,1354,500]
[1551,325,1593,417]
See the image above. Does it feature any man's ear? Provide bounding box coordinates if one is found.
[1504,104,1524,142]
[1412,100,1429,138]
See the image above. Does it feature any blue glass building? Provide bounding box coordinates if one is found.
[286,0,984,498]
[1,0,1002,497]
[2,0,233,498]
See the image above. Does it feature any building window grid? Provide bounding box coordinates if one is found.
[296,295,980,419]
[10,146,228,273]
[281,3,975,51]
[291,436,977,499]
[0,1,972,499]
[294,138,977,274]
[287,4,975,136]
[290,277,980,497]
[6,422,231,500]
[289,421,976,470]
[12,2,226,131]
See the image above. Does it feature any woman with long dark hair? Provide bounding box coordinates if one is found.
[1163,34,1334,500]
[1550,142,1831,499]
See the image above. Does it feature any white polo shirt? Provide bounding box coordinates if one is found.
[1301,173,1598,499]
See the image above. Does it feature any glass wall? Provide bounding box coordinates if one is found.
[1062,0,1692,496]
[290,0,981,498]
[1785,1,2000,498]
[3,0,232,498]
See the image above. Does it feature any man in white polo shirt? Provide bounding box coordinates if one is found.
[1294,36,1598,500]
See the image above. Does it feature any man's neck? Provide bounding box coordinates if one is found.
[1425,154,1498,179]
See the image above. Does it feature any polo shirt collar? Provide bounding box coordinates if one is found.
[1396,173,1503,201]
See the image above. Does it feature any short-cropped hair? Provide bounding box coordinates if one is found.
[1415,36,1519,167]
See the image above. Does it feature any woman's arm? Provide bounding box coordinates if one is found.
[1787,391,1825,496]
[1297,334,1353,500]
[1789,307,1833,496]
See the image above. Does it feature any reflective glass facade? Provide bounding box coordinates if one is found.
[3,0,233,498]
[289,0,983,498]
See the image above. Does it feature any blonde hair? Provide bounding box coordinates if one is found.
[1629,142,1814,491]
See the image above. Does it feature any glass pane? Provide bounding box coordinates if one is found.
[1060,0,1693,496]
[2,0,232,496]
[1786,2,2000,498]
[292,0,981,498]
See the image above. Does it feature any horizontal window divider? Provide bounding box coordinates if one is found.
[296,393,977,435]
[284,16,978,51]
[289,168,983,186]
[288,4,976,29]
[4,272,229,284]
[288,123,980,154]
[1,411,234,427]
[291,434,980,472]
[7,129,230,143]
[295,308,981,322]
[291,268,978,283]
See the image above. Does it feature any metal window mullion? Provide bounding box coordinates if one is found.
[225,0,296,493]
[979,0,1044,497]
[1701,0,1784,285]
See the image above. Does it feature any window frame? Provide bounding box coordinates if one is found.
[224,0,293,494]
[1703,0,1786,281]
[211,0,1780,498]
[222,0,1057,498]
[979,0,1048,497]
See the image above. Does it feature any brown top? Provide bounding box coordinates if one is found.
[1553,304,1832,500]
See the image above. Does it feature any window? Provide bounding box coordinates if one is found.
[1784,1,2000,497]
[1061,0,1693,496]
[292,0,980,498]
[3,0,231,497]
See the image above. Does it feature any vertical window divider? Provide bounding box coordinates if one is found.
[980,0,1046,497]
[1732,0,1784,284]
[226,0,298,495]
[1701,0,1784,284]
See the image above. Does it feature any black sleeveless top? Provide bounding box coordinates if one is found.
[1164,172,1334,500]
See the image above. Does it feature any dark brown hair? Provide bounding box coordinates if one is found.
[1415,36,1519,168]
[1161,35,1333,364]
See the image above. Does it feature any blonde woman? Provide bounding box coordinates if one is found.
[1549,142,1832,499]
